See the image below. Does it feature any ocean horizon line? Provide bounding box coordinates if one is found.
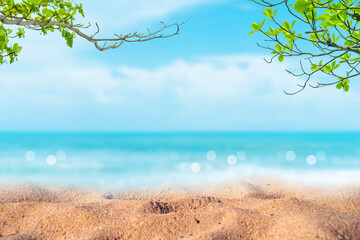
[1,131,360,134]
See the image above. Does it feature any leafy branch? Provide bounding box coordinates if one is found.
[250,0,360,94]
[0,0,183,65]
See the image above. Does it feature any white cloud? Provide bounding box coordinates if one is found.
[115,56,291,101]
[1,51,360,131]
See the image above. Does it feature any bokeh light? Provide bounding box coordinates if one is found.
[25,151,36,161]
[191,162,201,173]
[46,155,57,165]
[56,151,66,161]
[316,151,326,161]
[306,155,317,166]
[227,155,237,165]
[206,151,216,161]
[237,151,247,161]
[285,151,296,161]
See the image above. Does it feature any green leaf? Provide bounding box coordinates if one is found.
[350,57,360,61]
[13,43,22,53]
[338,23,349,30]
[309,33,317,40]
[57,9,66,16]
[331,61,336,69]
[290,20,296,29]
[278,55,284,62]
[42,8,53,18]
[66,38,73,48]
[336,82,342,89]
[16,28,25,38]
[251,22,259,31]
[71,9,77,16]
[317,14,330,21]
[324,64,331,72]
[263,8,274,19]
[294,0,311,13]
[344,41,353,47]
[283,20,291,30]
[284,32,295,41]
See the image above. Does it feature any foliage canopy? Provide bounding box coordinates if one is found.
[0,0,182,65]
[250,0,360,94]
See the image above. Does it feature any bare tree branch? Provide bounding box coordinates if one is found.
[0,14,184,51]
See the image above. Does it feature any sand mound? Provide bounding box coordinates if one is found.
[0,182,359,240]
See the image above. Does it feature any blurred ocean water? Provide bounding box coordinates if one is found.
[0,132,359,190]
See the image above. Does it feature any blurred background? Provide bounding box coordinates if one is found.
[0,0,360,189]
[1,132,360,189]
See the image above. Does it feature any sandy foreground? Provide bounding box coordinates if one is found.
[0,181,359,240]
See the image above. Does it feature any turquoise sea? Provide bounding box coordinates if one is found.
[0,132,360,190]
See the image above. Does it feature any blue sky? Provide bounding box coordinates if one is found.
[0,0,360,132]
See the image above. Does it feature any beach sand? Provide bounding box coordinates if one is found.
[0,181,359,240]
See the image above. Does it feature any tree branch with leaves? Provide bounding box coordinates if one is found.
[0,0,183,65]
[249,0,360,94]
